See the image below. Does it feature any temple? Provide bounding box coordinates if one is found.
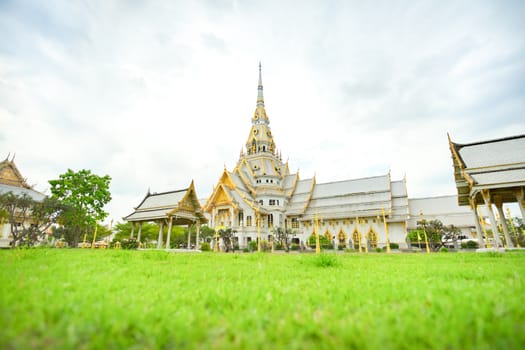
[203,64,411,249]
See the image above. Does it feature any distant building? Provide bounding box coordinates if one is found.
[408,196,476,237]
[0,157,46,247]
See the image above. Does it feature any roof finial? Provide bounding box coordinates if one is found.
[257,61,264,107]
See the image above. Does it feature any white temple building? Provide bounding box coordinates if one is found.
[203,64,424,249]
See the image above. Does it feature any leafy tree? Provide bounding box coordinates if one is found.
[410,219,462,252]
[0,192,64,247]
[49,169,111,247]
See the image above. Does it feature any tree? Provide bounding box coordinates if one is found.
[411,219,462,252]
[0,192,64,247]
[49,169,111,247]
[218,228,236,252]
[273,226,295,251]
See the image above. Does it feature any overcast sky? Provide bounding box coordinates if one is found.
[1,0,524,224]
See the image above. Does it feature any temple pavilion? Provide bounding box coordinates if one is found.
[123,181,207,249]
[449,134,525,248]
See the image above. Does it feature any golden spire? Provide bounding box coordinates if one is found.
[257,61,264,107]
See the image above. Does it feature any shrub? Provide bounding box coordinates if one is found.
[233,244,240,251]
[440,247,449,253]
[313,253,341,268]
[389,243,399,249]
[121,238,138,250]
[375,247,382,253]
[242,248,249,253]
[338,245,345,250]
[200,242,211,251]
[461,240,479,249]
[290,243,299,251]
[248,241,257,252]
[322,243,334,250]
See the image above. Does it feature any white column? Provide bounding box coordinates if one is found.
[471,205,485,248]
[137,222,142,246]
[130,222,135,238]
[187,224,191,249]
[195,222,200,250]
[481,191,503,248]
[516,190,525,221]
[166,217,173,249]
[156,222,164,249]
[495,203,514,248]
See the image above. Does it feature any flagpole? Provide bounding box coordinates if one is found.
[257,212,261,252]
[356,216,362,253]
[315,213,321,254]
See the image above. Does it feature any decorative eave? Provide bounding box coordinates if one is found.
[286,172,300,198]
[203,183,238,212]
[0,157,32,189]
[448,133,475,206]
[168,180,208,223]
[301,175,317,214]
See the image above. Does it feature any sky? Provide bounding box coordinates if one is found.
[1,0,524,224]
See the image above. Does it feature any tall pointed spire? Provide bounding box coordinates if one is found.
[257,61,264,107]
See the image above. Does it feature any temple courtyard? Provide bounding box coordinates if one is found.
[1,249,523,349]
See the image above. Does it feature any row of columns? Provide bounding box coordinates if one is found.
[130,218,201,250]
[471,189,525,249]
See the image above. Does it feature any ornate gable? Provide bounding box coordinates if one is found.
[203,184,236,212]
[0,157,31,189]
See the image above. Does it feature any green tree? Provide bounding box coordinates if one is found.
[0,192,64,247]
[411,219,462,252]
[49,169,111,247]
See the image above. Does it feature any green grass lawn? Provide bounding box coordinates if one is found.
[1,249,524,349]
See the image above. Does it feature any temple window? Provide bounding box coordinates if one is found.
[269,199,276,206]
[259,200,263,205]
[291,218,299,229]
[268,214,274,227]
[246,216,252,226]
